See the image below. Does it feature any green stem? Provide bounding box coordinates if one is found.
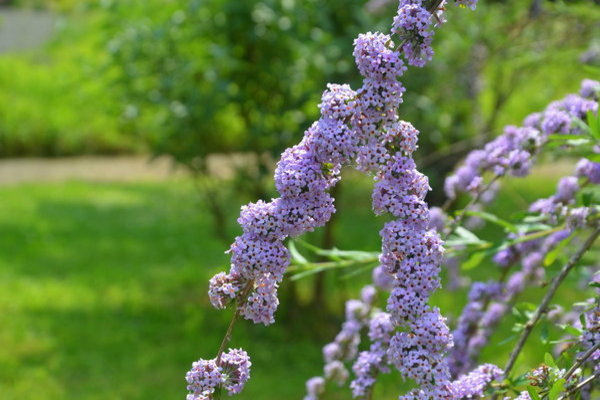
[215,281,254,365]
[503,226,600,377]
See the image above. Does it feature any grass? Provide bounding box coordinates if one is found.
[0,167,597,399]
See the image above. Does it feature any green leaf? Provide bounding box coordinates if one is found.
[518,302,538,311]
[461,250,487,270]
[340,261,379,279]
[549,337,576,345]
[497,334,518,346]
[581,191,593,207]
[544,232,573,266]
[548,378,566,400]
[527,386,541,400]
[446,226,490,248]
[515,222,553,234]
[572,116,592,136]
[566,138,591,146]
[455,226,483,242]
[290,266,328,281]
[545,352,557,368]
[462,210,518,233]
[512,373,530,386]
[289,241,308,265]
[541,324,549,345]
[586,153,600,163]
[587,110,600,139]
[548,133,584,141]
[561,325,582,337]
[295,240,379,261]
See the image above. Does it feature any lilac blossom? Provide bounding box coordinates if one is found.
[372,265,396,290]
[580,79,600,100]
[449,158,600,376]
[198,0,483,398]
[312,292,377,394]
[576,158,600,184]
[185,349,251,399]
[513,391,532,400]
[304,376,326,400]
[449,282,502,376]
[580,297,599,374]
[451,363,503,399]
[185,359,222,398]
[350,311,394,397]
[220,349,252,394]
[208,272,244,309]
[324,360,349,385]
[444,80,599,202]
[308,2,477,395]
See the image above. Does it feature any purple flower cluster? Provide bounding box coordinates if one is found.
[209,83,360,325]
[350,311,394,397]
[444,80,600,201]
[392,2,435,67]
[376,161,455,398]
[304,376,326,400]
[576,158,600,184]
[449,225,575,376]
[554,285,599,381]
[199,1,482,399]
[185,349,251,399]
[306,286,377,398]
[580,79,600,100]
[512,391,532,400]
[348,3,479,399]
[530,158,600,228]
[390,0,475,67]
[448,155,600,375]
[580,297,599,374]
[449,282,502,376]
[451,363,503,399]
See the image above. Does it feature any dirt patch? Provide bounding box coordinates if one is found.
[0,156,188,185]
[0,154,576,186]
[0,153,270,185]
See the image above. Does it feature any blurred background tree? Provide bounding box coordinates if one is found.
[1,0,598,313]
[2,0,598,188]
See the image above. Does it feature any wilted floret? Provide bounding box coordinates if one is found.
[324,360,349,386]
[208,272,244,309]
[304,377,325,400]
[220,349,252,395]
[454,0,479,10]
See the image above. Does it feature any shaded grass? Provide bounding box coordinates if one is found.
[0,168,597,399]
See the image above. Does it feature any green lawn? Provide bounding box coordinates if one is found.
[0,168,596,399]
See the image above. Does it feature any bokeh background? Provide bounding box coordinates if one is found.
[1,0,599,398]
